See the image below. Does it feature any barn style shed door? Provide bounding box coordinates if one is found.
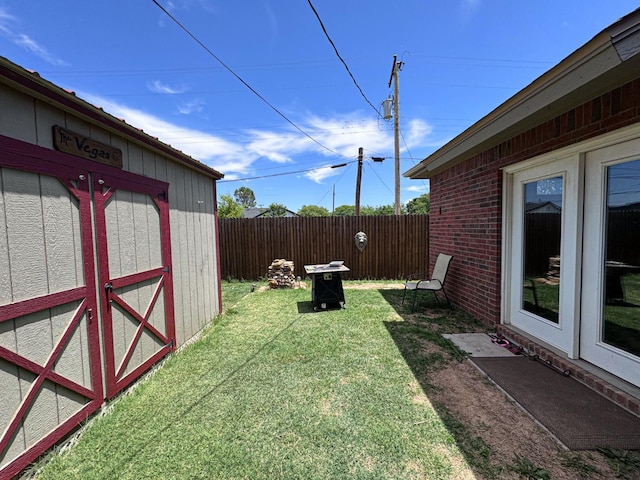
[0,135,175,477]
[93,171,175,399]
[0,137,103,478]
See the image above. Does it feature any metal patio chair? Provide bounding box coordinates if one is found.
[402,253,453,311]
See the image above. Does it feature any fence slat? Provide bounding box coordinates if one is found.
[218,215,430,280]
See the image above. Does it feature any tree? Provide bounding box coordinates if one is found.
[217,194,243,218]
[233,186,256,208]
[360,206,377,216]
[333,205,355,216]
[297,205,330,217]
[262,202,288,217]
[406,193,430,215]
[364,204,400,215]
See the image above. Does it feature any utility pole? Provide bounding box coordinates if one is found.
[332,184,335,215]
[355,147,363,216]
[388,54,403,215]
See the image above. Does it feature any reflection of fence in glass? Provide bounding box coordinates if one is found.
[606,209,640,267]
[524,210,640,275]
[603,273,640,357]
[524,213,561,276]
[604,188,640,356]
[522,209,561,323]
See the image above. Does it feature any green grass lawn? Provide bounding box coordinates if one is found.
[33,282,477,480]
[604,273,640,355]
[523,274,640,356]
[522,277,559,323]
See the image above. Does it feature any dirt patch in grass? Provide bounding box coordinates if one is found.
[430,359,617,479]
[260,282,405,291]
[368,282,635,480]
[344,282,405,290]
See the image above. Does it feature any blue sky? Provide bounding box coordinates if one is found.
[1,1,638,212]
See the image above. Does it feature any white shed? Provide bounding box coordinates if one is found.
[0,56,224,478]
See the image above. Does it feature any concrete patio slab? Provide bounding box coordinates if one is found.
[443,333,516,357]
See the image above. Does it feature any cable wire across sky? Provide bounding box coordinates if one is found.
[219,160,358,183]
[306,0,381,118]
[151,0,346,159]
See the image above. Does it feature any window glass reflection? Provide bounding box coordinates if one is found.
[522,177,562,323]
[603,160,640,357]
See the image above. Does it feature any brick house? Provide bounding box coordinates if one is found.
[405,9,640,403]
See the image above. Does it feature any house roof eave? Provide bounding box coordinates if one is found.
[405,9,640,180]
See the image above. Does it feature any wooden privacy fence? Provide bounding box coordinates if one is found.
[218,215,430,280]
[606,210,640,266]
[525,210,640,275]
[524,213,561,275]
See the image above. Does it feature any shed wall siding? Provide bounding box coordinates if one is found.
[168,162,218,346]
[430,76,640,325]
[26,92,220,343]
[0,82,220,475]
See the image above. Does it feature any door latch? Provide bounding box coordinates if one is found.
[104,282,113,311]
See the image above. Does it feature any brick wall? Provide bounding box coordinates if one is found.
[430,77,640,325]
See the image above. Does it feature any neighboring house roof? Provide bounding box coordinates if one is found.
[404,8,640,179]
[242,207,300,218]
[242,207,267,218]
[525,202,562,214]
[0,56,224,180]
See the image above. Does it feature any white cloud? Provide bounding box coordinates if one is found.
[402,118,437,149]
[261,0,278,48]
[304,165,344,183]
[460,0,481,20]
[406,184,429,193]
[245,130,312,163]
[0,7,15,35]
[304,115,392,158]
[80,92,255,172]
[74,93,438,183]
[148,80,189,94]
[13,34,68,66]
[177,98,206,115]
[0,7,68,66]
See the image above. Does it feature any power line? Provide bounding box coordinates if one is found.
[219,160,356,183]
[315,162,355,207]
[306,0,380,117]
[37,54,553,78]
[400,130,429,193]
[151,0,344,158]
[362,161,394,197]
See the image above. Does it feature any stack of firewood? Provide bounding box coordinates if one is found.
[547,255,561,284]
[268,259,295,288]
